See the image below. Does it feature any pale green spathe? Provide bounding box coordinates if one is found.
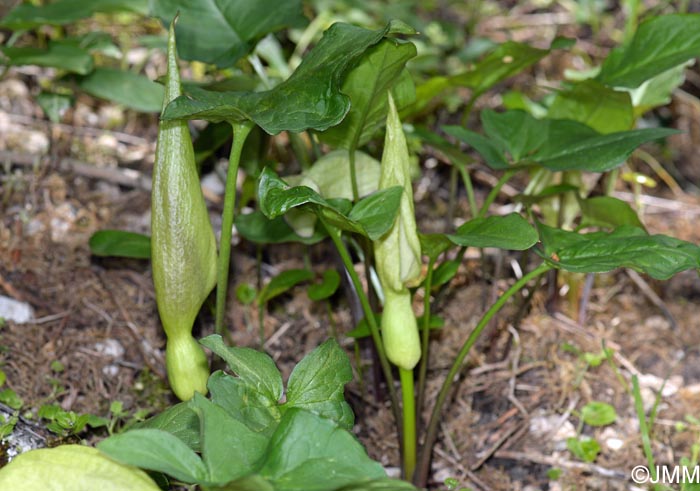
[0,445,161,491]
[374,92,421,370]
[151,20,215,400]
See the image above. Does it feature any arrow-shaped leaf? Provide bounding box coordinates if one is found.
[162,21,414,134]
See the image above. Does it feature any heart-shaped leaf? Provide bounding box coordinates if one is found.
[150,0,307,67]
[162,21,414,133]
[318,38,417,148]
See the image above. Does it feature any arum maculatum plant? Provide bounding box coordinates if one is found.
[151,18,216,401]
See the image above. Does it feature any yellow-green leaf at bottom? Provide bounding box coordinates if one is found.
[0,445,161,491]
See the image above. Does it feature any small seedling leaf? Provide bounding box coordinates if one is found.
[0,389,22,410]
[98,429,208,483]
[37,92,73,123]
[566,436,601,463]
[89,230,151,259]
[581,401,617,427]
[448,213,538,250]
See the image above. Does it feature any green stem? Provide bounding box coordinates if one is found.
[320,217,401,436]
[417,256,436,416]
[414,263,552,487]
[632,375,658,485]
[478,169,517,218]
[215,121,254,336]
[400,367,416,481]
[456,163,477,220]
[349,148,359,202]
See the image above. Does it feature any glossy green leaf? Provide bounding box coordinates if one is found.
[259,409,386,489]
[162,22,413,133]
[259,269,314,305]
[307,269,341,301]
[0,0,148,29]
[189,393,268,484]
[547,80,634,133]
[258,168,401,241]
[578,196,645,230]
[98,429,208,483]
[235,211,326,245]
[37,92,73,123]
[566,436,601,463]
[284,339,354,429]
[0,42,93,74]
[445,110,678,172]
[318,38,417,148]
[200,335,283,403]
[89,230,151,259]
[0,445,160,491]
[133,402,200,451]
[448,213,538,250]
[151,0,307,67]
[597,14,700,88]
[538,223,700,280]
[78,68,164,112]
[580,401,617,427]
